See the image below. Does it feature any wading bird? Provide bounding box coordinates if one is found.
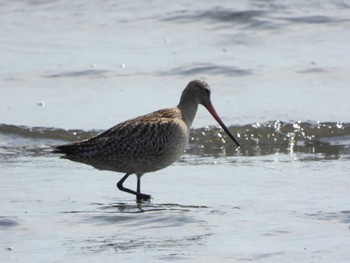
[55,80,240,202]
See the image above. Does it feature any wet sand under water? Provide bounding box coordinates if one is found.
[1,152,349,262]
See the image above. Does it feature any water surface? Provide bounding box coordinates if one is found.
[1,1,350,262]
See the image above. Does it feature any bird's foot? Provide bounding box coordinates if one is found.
[136,193,151,203]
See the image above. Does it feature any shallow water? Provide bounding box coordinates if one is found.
[1,1,350,262]
[1,144,350,262]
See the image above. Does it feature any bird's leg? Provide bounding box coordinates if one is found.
[137,174,141,194]
[116,173,151,202]
[136,174,151,202]
[117,173,138,196]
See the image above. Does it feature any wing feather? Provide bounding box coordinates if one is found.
[55,108,184,159]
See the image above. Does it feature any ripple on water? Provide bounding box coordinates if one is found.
[0,216,20,229]
[62,202,213,258]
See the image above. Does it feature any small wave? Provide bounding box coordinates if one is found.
[0,121,349,158]
[278,15,349,24]
[161,9,268,25]
[44,69,111,79]
[159,63,252,77]
[188,121,350,157]
[0,123,98,141]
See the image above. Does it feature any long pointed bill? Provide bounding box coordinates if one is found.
[205,103,241,147]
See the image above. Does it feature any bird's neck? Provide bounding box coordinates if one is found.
[177,99,199,128]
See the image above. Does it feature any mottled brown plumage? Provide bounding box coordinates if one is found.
[55,80,240,201]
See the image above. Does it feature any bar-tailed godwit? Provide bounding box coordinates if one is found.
[55,80,240,201]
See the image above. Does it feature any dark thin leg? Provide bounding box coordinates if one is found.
[136,174,151,202]
[137,174,141,194]
[116,173,151,202]
[117,173,137,196]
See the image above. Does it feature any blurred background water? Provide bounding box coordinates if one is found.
[1,1,350,262]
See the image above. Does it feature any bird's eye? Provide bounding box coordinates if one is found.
[204,88,210,96]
